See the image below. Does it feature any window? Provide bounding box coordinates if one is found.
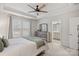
[22,20,30,37]
[12,16,30,38]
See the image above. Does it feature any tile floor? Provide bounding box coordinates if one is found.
[43,40,78,56]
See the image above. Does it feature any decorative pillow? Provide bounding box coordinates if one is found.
[0,39,4,52]
[2,38,9,47]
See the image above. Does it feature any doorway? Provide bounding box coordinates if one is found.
[52,21,61,41]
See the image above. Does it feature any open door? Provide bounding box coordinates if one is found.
[69,17,79,55]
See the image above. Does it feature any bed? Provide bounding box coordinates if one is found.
[0,37,46,56]
[23,36,46,49]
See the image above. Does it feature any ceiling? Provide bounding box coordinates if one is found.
[2,3,79,19]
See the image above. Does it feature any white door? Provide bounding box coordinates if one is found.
[69,17,79,50]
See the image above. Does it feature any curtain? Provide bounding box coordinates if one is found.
[8,15,31,38]
[8,16,13,39]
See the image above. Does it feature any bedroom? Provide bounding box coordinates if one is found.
[0,3,79,56]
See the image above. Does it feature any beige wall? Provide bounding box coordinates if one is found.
[0,12,9,39]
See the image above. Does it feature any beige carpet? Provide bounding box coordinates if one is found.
[42,40,78,56]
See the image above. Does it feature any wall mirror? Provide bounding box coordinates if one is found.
[40,23,48,32]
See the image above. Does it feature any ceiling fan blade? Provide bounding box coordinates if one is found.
[39,11,48,13]
[39,4,46,10]
[28,11,36,13]
[27,4,35,10]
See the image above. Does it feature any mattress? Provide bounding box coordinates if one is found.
[0,38,36,56]
[0,38,45,56]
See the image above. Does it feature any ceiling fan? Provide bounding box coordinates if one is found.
[27,4,48,15]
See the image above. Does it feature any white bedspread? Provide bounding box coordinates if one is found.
[0,38,38,56]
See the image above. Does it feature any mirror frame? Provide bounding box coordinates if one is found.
[40,23,48,32]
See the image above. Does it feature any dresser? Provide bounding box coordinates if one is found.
[35,31,51,42]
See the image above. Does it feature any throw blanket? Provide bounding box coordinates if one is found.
[23,36,45,49]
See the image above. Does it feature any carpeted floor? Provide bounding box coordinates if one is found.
[41,40,78,56]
